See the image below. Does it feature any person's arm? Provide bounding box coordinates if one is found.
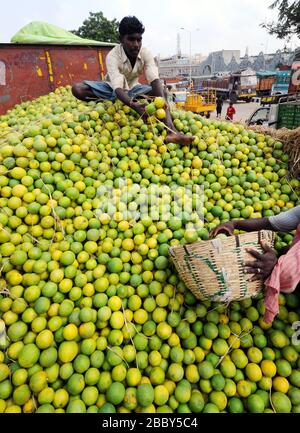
[142,49,168,107]
[210,207,300,282]
[151,78,164,96]
[143,49,160,87]
[142,49,179,128]
[244,206,300,280]
[268,206,300,232]
[211,206,300,237]
[114,88,147,117]
[147,77,177,131]
[210,217,272,237]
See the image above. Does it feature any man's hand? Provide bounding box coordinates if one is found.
[210,221,235,238]
[130,101,148,118]
[244,240,278,282]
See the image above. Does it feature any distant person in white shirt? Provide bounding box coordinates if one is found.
[72,16,194,146]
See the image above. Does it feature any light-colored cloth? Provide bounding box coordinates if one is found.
[105,44,159,90]
[263,223,300,323]
[269,205,300,232]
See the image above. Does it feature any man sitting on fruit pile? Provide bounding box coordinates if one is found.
[210,206,300,323]
[72,16,193,146]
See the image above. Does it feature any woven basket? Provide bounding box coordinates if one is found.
[169,230,275,302]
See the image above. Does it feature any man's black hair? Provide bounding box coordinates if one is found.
[119,16,145,37]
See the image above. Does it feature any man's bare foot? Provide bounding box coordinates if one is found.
[165,132,194,146]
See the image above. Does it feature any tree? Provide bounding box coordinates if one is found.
[261,1,300,40]
[71,11,119,43]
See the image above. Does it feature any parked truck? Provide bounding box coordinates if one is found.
[256,71,276,97]
[256,70,293,97]
[256,51,300,98]
[271,69,292,95]
[193,68,257,103]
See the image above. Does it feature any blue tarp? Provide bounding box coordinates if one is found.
[256,71,278,77]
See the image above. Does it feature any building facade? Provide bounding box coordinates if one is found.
[159,49,297,79]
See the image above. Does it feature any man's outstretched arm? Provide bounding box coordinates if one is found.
[149,79,194,146]
[210,217,273,237]
[150,79,175,131]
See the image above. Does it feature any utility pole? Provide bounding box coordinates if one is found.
[177,33,181,58]
[180,28,199,89]
[189,31,192,86]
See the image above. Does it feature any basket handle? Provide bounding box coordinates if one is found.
[183,245,190,255]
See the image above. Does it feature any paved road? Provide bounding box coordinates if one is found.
[210,101,260,123]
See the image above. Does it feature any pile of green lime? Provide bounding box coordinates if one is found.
[0,86,299,413]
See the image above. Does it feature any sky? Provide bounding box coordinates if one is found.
[1,0,299,58]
